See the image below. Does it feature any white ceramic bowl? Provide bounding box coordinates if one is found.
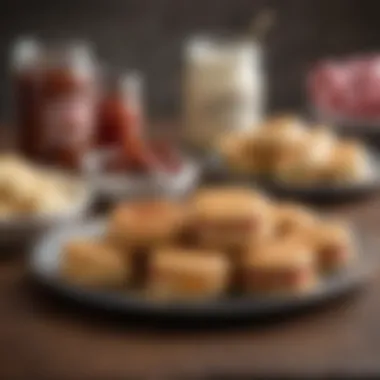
[89,157,201,202]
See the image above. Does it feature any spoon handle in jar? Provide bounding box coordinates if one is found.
[249,8,277,42]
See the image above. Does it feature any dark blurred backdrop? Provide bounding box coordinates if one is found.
[0,0,379,121]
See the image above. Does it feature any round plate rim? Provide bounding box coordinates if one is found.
[209,150,380,200]
[29,220,374,320]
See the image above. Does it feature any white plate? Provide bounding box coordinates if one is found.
[210,150,380,202]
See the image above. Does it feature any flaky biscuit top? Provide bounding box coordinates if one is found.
[189,187,269,222]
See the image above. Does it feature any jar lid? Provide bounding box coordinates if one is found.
[42,40,97,77]
[11,37,41,70]
[119,71,143,95]
[104,68,143,97]
[186,33,261,54]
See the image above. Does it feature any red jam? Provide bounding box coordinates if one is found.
[95,74,182,175]
[12,39,99,170]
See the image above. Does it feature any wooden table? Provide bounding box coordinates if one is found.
[2,196,380,379]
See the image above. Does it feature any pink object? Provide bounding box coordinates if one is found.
[309,54,380,120]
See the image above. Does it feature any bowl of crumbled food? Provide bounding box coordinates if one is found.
[85,140,200,203]
[0,154,93,245]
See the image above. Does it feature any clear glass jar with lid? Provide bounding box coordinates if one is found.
[183,34,265,151]
[11,37,99,170]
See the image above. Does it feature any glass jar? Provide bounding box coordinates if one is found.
[11,38,41,157]
[95,72,159,172]
[11,38,99,170]
[183,35,265,150]
[96,71,144,148]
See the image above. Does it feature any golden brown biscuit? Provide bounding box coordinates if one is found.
[223,138,261,175]
[251,115,308,174]
[322,140,372,183]
[272,203,318,237]
[258,115,307,148]
[189,187,271,251]
[242,238,317,294]
[307,126,336,160]
[273,127,336,184]
[60,239,129,289]
[244,135,279,175]
[260,114,306,139]
[274,158,326,185]
[308,221,354,272]
[146,248,230,300]
[216,130,250,159]
[216,130,270,176]
[231,222,277,292]
[107,200,187,249]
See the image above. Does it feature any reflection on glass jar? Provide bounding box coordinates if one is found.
[183,35,265,151]
[96,71,144,149]
[11,38,99,170]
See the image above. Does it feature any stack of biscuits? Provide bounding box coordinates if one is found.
[60,187,355,301]
[217,115,372,185]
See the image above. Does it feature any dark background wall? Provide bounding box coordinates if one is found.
[0,0,379,121]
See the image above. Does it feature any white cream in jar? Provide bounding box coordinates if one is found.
[183,35,265,150]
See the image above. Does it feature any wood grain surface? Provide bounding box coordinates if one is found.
[1,195,380,379]
[2,2,380,377]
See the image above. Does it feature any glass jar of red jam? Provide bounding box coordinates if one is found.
[96,71,144,148]
[95,72,183,174]
[11,38,41,157]
[95,72,159,172]
[11,38,99,170]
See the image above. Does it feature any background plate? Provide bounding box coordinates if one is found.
[207,152,380,203]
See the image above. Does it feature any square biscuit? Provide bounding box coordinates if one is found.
[146,247,230,300]
[188,187,271,251]
[241,238,318,295]
[60,239,130,289]
[107,200,187,249]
